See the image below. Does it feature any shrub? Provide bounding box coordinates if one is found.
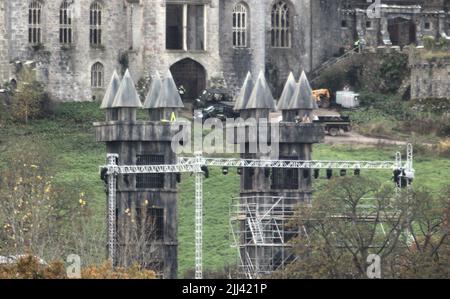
[358,120,394,139]
[402,114,450,137]
[438,139,450,158]
[8,68,55,124]
[0,255,66,279]
[82,261,155,279]
[377,54,409,93]
[0,256,155,279]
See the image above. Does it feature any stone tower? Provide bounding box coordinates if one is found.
[233,71,324,277]
[94,69,184,279]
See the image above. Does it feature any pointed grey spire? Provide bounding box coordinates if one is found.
[100,70,120,109]
[112,69,143,108]
[153,70,184,108]
[234,72,254,111]
[277,72,296,110]
[289,71,315,110]
[245,71,275,110]
[143,71,162,109]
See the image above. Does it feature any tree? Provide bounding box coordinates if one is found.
[10,68,47,124]
[276,177,449,279]
[0,142,101,263]
[397,187,450,278]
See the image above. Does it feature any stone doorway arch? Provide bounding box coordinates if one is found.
[170,58,206,103]
[388,17,416,46]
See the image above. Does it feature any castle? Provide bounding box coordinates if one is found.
[1,0,449,103]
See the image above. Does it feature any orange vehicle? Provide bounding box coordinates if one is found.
[312,89,331,108]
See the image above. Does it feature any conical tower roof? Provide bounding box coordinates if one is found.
[143,72,162,109]
[112,69,143,108]
[245,71,275,110]
[289,71,315,110]
[100,70,120,109]
[277,72,296,110]
[234,72,253,111]
[153,70,184,108]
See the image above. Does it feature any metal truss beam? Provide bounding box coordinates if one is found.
[102,145,415,280]
[105,158,398,175]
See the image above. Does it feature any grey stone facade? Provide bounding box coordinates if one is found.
[1,1,450,102]
[341,0,450,50]
[0,0,346,102]
[0,0,8,83]
[410,50,450,99]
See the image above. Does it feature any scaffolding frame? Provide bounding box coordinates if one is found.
[230,196,307,279]
[101,145,414,279]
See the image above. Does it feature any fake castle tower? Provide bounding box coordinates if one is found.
[94,69,184,279]
[231,71,324,278]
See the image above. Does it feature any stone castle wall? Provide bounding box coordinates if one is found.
[0,0,9,84]
[3,0,450,102]
[410,51,450,99]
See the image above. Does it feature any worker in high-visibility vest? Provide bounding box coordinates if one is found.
[354,38,366,53]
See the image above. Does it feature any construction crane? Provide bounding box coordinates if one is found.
[101,144,414,279]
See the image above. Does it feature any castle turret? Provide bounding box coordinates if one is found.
[243,71,275,120]
[95,68,182,278]
[233,72,254,119]
[232,70,324,278]
[277,72,296,117]
[143,71,162,118]
[112,69,143,122]
[283,71,317,122]
[145,70,184,121]
[100,71,121,121]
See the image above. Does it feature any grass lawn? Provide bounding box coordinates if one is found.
[1,102,449,277]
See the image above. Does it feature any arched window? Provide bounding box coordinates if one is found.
[90,2,102,45]
[28,1,42,44]
[271,1,291,48]
[233,3,248,48]
[60,1,73,44]
[91,62,104,88]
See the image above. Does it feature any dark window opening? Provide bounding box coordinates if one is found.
[149,207,164,240]
[366,21,372,29]
[90,2,102,45]
[60,1,73,44]
[424,22,431,30]
[136,206,164,241]
[233,3,248,47]
[244,168,254,190]
[91,62,104,88]
[341,20,348,28]
[166,4,183,50]
[28,1,42,44]
[271,157,299,190]
[271,1,290,48]
[388,17,416,46]
[166,4,205,50]
[136,155,165,188]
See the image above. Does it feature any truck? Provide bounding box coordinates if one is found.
[314,115,352,136]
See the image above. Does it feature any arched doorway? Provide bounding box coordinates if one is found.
[388,17,416,46]
[170,58,206,102]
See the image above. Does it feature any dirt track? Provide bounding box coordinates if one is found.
[325,131,407,146]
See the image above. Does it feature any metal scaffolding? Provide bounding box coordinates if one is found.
[101,144,414,279]
[230,196,304,279]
